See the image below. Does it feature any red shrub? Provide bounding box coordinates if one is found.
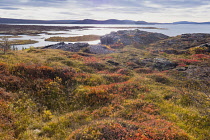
[177,63,187,67]
[134,68,153,74]
[0,74,23,91]
[191,54,210,60]
[103,73,130,83]
[12,63,76,80]
[75,81,149,107]
[82,56,101,64]
[68,119,190,140]
[116,68,131,75]
[0,100,15,139]
[177,59,201,65]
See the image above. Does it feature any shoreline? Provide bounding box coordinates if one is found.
[0,24,165,35]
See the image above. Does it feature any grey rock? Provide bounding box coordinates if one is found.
[107,60,119,66]
[151,33,210,50]
[43,42,89,52]
[43,43,114,54]
[34,129,41,134]
[176,67,188,71]
[138,58,178,71]
[186,66,210,80]
[100,29,169,46]
[87,45,114,54]
[199,43,210,52]
[153,58,178,71]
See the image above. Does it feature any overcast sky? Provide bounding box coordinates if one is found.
[0,0,210,22]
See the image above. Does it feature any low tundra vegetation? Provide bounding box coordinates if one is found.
[0,43,209,140]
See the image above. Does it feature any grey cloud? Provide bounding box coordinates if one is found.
[0,0,209,22]
[146,0,210,8]
[59,12,79,16]
[0,7,20,10]
[1,0,208,10]
[0,0,69,7]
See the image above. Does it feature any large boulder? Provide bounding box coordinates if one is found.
[100,30,169,46]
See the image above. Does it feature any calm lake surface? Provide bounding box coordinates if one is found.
[3,24,210,49]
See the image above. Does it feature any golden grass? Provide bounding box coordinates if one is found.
[45,35,100,42]
[0,35,22,39]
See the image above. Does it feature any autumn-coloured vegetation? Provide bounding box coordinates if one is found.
[8,39,38,45]
[0,41,209,140]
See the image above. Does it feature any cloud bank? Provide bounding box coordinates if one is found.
[0,0,210,22]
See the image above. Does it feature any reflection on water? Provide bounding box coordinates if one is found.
[3,24,210,50]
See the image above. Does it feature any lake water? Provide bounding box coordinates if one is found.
[2,24,210,49]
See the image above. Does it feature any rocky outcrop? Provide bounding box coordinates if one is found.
[86,45,114,54]
[100,30,169,46]
[185,66,210,81]
[137,58,178,71]
[196,43,210,52]
[107,60,120,66]
[43,42,89,52]
[43,42,114,54]
[150,33,210,50]
[153,58,178,71]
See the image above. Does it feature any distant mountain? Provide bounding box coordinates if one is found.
[199,22,210,24]
[173,21,199,24]
[71,19,153,24]
[1,18,210,25]
[72,19,102,24]
[0,18,78,24]
[172,21,210,24]
[0,18,153,24]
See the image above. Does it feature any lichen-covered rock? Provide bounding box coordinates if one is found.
[189,43,210,54]
[100,30,169,46]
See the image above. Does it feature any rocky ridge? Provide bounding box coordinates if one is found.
[43,30,210,75]
[43,42,114,54]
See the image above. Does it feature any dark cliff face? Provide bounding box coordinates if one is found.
[100,30,169,46]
